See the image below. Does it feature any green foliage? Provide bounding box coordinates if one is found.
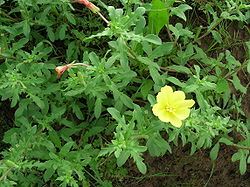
[0,0,249,186]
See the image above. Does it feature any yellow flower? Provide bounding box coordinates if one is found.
[152,86,195,128]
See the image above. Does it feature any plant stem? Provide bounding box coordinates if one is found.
[0,167,14,181]
[97,12,110,25]
[195,17,224,42]
[231,144,250,151]
[223,60,248,80]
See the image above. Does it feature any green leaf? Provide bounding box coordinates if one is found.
[195,91,206,109]
[171,4,192,21]
[59,24,67,40]
[135,157,147,174]
[232,152,240,162]
[147,133,172,156]
[30,95,45,109]
[12,38,29,52]
[149,42,174,59]
[210,142,220,161]
[66,41,77,61]
[149,66,162,85]
[94,98,102,118]
[219,137,233,145]
[247,155,250,164]
[44,168,55,182]
[211,30,222,43]
[197,135,206,148]
[240,153,247,175]
[107,108,122,122]
[59,142,74,156]
[23,20,30,37]
[65,12,76,25]
[141,79,154,99]
[166,76,185,87]
[147,94,156,106]
[117,150,130,167]
[144,34,162,45]
[231,74,247,94]
[72,103,84,120]
[120,93,134,109]
[190,142,196,155]
[247,60,250,74]
[216,79,229,93]
[148,0,168,35]
[49,129,61,148]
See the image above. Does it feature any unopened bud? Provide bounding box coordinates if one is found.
[76,0,100,13]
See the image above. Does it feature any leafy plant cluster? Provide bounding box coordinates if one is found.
[0,0,249,186]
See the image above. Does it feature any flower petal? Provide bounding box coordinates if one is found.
[152,103,165,116]
[176,99,195,108]
[174,108,191,120]
[156,91,168,104]
[160,85,173,94]
[167,113,182,127]
[157,111,171,123]
[168,91,185,106]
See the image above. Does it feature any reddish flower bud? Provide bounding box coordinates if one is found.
[76,0,100,13]
[55,65,69,79]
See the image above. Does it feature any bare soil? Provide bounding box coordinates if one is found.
[116,144,250,187]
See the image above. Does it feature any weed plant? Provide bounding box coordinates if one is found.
[0,0,249,186]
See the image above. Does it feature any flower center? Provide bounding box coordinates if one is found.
[165,105,175,113]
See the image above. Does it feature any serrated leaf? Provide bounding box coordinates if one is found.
[59,141,74,156]
[211,30,222,43]
[49,129,61,148]
[149,66,162,85]
[117,150,130,167]
[65,12,76,25]
[166,76,185,87]
[216,79,229,93]
[44,168,55,182]
[141,79,154,99]
[94,98,102,118]
[12,38,29,52]
[149,42,174,59]
[195,91,206,109]
[72,103,84,120]
[147,133,171,156]
[171,4,192,21]
[120,93,134,109]
[135,158,147,174]
[231,74,247,94]
[31,95,45,109]
[23,20,30,37]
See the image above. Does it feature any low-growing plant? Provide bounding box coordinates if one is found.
[0,0,249,186]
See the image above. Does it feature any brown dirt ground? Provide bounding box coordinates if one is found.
[115,144,250,187]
